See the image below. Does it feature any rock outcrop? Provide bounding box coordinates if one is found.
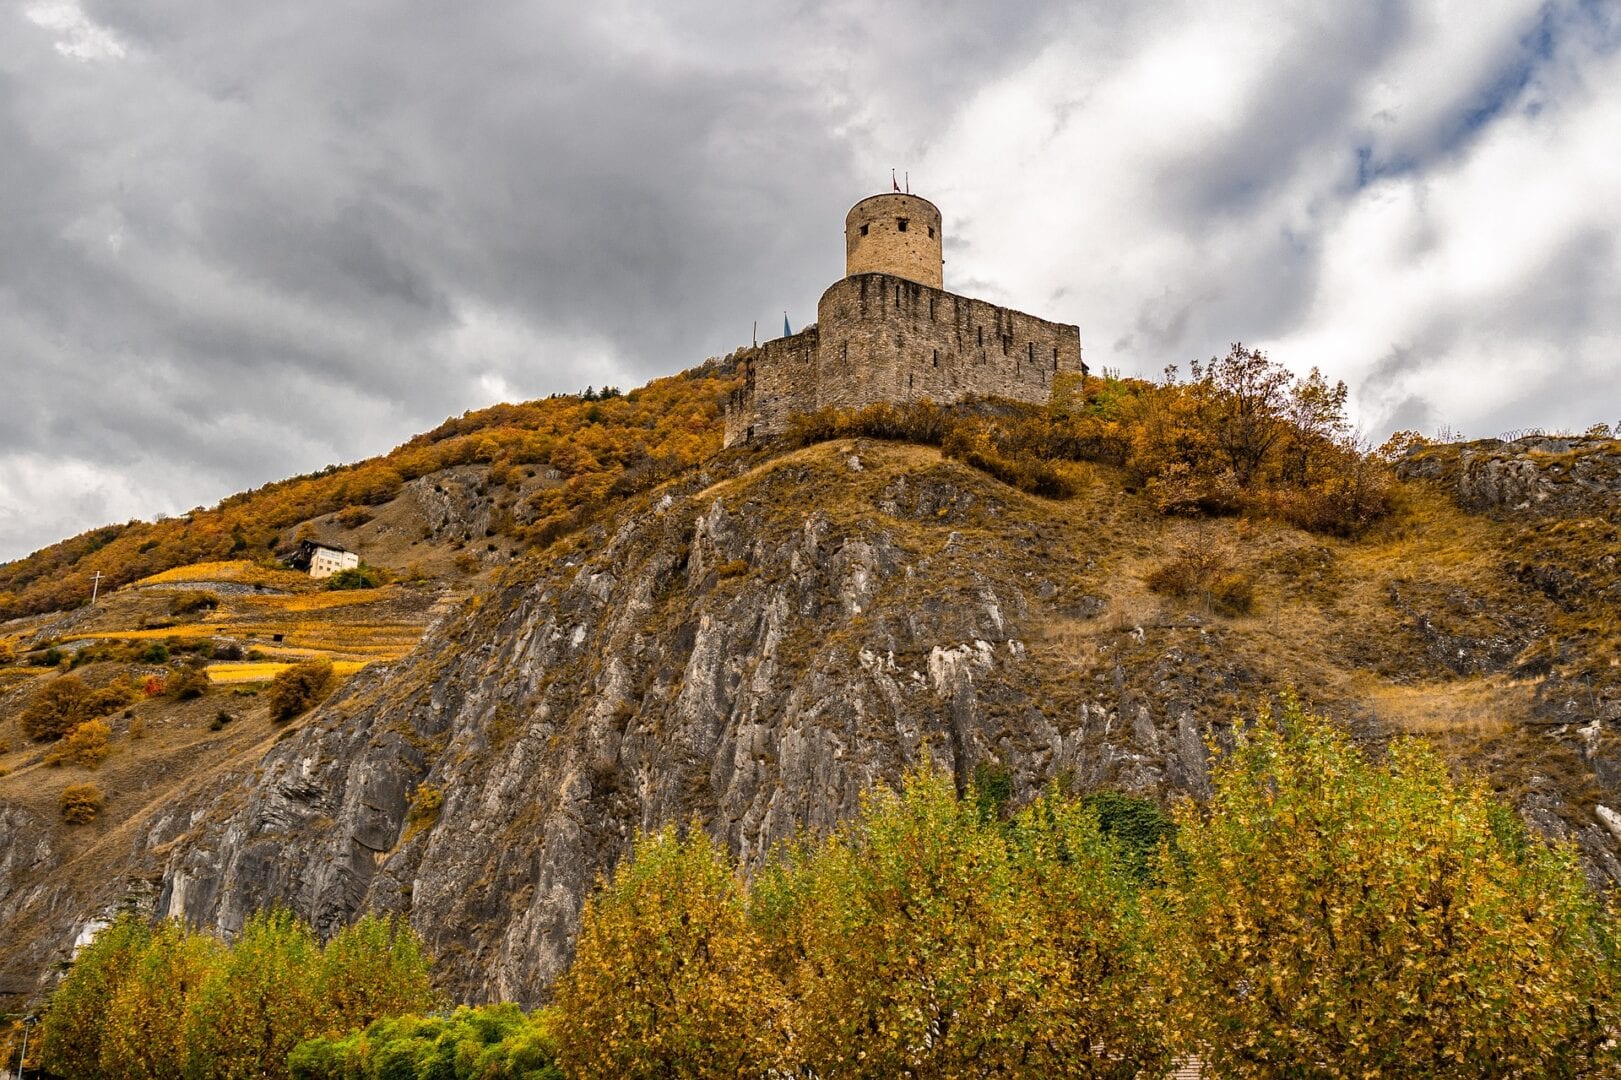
[1399,436,1621,520]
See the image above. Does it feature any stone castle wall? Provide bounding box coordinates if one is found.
[722,327,819,447]
[724,271,1084,447]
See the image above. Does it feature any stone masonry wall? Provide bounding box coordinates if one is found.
[845,194,943,289]
[815,273,1083,412]
[723,328,820,447]
[723,272,1084,447]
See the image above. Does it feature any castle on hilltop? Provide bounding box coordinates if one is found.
[723,192,1086,447]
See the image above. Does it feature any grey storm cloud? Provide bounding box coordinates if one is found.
[2,0,1619,560]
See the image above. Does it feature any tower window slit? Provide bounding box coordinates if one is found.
[927,226,934,238]
[977,326,983,347]
[897,218,909,232]
[1028,342,1034,364]
[859,224,869,236]
[1053,347,1059,371]
[932,348,939,367]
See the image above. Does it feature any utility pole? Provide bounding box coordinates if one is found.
[15,1016,32,1080]
[90,570,103,604]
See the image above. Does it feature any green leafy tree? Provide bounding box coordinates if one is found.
[39,913,153,1079]
[289,1003,563,1080]
[318,913,438,1032]
[325,565,385,590]
[553,823,784,1078]
[100,920,227,1080]
[182,908,326,1080]
[1150,695,1621,1076]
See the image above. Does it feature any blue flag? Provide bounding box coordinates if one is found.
[783,312,792,337]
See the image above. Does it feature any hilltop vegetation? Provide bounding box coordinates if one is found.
[0,367,736,620]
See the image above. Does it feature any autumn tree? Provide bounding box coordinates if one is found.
[1195,343,1293,485]
[100,920,226,1080]
[266,659,336,721]
[167,660,211,700]
[1279,366,1350,485]
[22,675,104,740]
[182,908,327,1080]
[39,912,153,1080]
[759,764,1067,1077]
[60,781,104,823]
[317,913,438,1032]
[53,717,112,767]
[552,823,784,1078]
[1006,790,1171,1076]
[1150,696,1621,1076]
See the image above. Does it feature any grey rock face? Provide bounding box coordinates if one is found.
[138,450,1234,1005]
[1399,437,1621,521]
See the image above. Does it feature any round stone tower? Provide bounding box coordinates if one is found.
[844,193,943,289]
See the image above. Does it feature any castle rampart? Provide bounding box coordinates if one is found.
[723,193,1085,448]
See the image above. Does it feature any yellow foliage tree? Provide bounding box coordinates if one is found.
[1149,695,1621,1075]
[39,912,152,1079]
[53,718,112,768]
[100,920,226,1080]
[553,823,785,1078]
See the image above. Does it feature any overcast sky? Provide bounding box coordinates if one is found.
[3,0,1618,561]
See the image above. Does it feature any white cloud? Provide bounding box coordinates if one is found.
[23,1,127,61]
[921,0,1619,438]
[1,0,1618,563]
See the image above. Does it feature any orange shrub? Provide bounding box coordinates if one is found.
[60,783,103,824]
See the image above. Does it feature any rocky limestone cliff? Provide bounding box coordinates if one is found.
[6,434,1621,1007]
[144,444,1233,1003]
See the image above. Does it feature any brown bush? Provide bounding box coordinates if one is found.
[167,662,211,700]
[1145,538,1256,617]
[19,676,132,741]
[267,659,336,721]
[169,590,220,615]
[60,783,103,824]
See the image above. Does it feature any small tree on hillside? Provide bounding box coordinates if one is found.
[266,659,335,721]
[1194,343,1293,485]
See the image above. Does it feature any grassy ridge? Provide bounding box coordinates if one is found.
[0,368,738,620]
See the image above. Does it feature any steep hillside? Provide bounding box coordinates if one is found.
[0,366,737,620]
[4,420,1617,1008]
